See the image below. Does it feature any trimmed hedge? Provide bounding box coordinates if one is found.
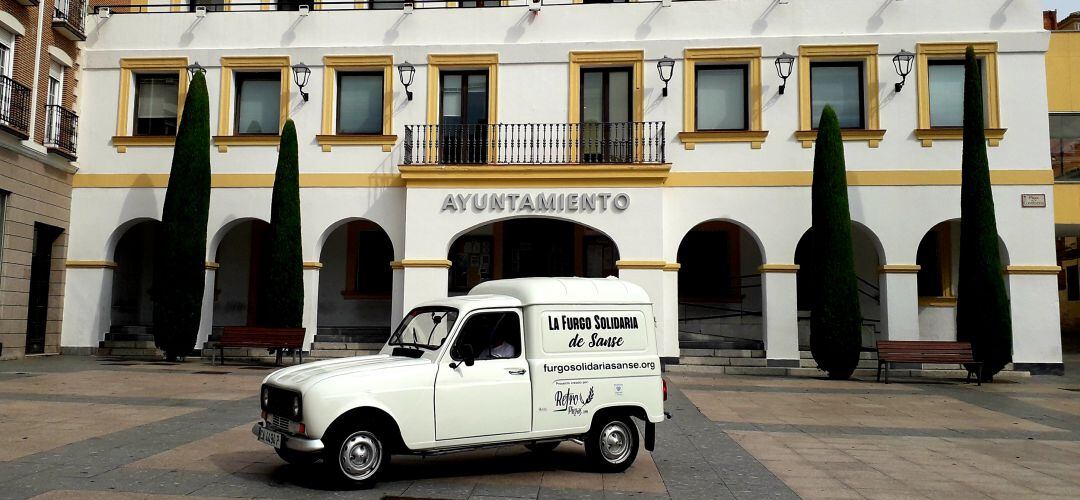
[256,119,305,328]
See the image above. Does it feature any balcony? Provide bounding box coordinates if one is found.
[402,122,666,166]
[0,76,32,140]
[44,105,78,160]
[53,0,86,41]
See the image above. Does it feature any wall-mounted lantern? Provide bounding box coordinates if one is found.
[657,56,675,97]
[775,52,795,95]
[398,61,416,101]
[187,61,206,76]
[292,62,311,102]
[404,0,414,14]
[892,49,915,92]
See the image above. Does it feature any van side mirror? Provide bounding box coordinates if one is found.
[459,344,475,367]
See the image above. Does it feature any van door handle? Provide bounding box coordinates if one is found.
[507,369,526,375]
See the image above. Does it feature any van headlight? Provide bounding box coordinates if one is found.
[292,395,301,419]
[261,387,270,409]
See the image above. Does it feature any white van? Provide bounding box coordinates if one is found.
[253,277,666,487]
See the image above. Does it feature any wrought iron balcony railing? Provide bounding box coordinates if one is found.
[403,122,665,166]
[0,75,32,139]
[44,105,78,160]
[53,0,87,41]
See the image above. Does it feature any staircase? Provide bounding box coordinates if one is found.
[96,325,161,358]
[308,326,389,359]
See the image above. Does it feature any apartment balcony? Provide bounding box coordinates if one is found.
[402,122,666,166]
[0,76,32,140]
[53,0,87,41]
[44,105,78,160]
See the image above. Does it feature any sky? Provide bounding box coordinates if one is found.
[1044,0,1079,14]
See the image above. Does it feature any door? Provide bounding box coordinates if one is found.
[25,224,61,354]
[580,67,633,163]
[46,63,62,144]
[440,70,488,164]
[435,309,531,440]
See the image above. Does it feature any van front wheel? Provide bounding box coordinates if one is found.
[585,415,638,472]
[322,427,387,488]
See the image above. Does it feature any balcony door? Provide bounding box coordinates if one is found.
[580,67,633,163]
[440,70,488,164]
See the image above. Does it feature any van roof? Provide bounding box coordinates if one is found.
[469,277,652,306]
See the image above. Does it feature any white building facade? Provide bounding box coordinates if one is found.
[61,0,1064,372]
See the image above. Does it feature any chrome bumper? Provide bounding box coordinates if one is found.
[251,422,325,453]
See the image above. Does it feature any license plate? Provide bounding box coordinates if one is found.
[258,427,282,448]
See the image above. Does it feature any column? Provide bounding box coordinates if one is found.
[1006,268,1064,371]
[879,265,921,341]
[196,263,217,350]
[759,264,799,365]
[616,261,678,359]
[390,262,405,327]
[400,260,451,314]
[301,262,322,349]
[59,263,116,352]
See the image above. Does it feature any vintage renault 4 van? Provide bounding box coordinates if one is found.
[252,277,665,487]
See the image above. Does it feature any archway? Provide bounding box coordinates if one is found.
[317,219,395,343]
[676,221,764,350]
[446,218,619,295]
[794,223,884,348]
[109,220,160,338]
[916,219,1009,340]
[212,219,270,328]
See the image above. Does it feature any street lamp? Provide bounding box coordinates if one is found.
[187,61,205,77]
[893,49,915,92]
[657,56,675,97]
[398,61,415,101]
[292,62,311,102]
[775,52,795,95]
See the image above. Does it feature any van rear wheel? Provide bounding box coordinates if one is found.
[322,426,388,488]
[585,415,638,472]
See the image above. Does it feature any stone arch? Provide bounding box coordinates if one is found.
[109,219,162,332]
[443,213,621,259]
[316,218,396,344]
[105,216,160,261]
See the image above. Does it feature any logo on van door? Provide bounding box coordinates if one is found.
[553,380,594,416]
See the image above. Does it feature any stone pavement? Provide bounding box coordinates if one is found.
[0,354,1077,499]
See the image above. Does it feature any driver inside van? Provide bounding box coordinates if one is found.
[478,328,515,359]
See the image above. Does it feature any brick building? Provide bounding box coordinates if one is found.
[0,0,82,359]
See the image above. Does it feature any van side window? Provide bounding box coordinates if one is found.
[453,312,522,360]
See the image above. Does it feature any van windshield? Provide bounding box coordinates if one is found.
[387,307,459,350]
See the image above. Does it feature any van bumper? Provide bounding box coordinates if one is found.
[252,422,325,453]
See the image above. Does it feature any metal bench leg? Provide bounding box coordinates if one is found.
[876,361,883,383]
[977,363,983,386]
[275,349,283,366]
[219,345,225,366]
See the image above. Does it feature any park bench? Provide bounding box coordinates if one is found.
[212,327,305,366]
[875,340,983,385]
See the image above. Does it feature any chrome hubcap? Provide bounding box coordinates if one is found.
[338,431,382,481]
[599,421,632,463]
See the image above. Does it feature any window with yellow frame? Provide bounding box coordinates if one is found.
[214,56,291,152]
[112,57,189,153]
[316,55,396,152]
[914,42,1005,147]
[795,44,885,148]
[678,47,767,150]
[567,50,645,163]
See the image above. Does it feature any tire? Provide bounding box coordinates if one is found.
[321,425,389,488]
[276,447,319,465]
[585,414,639,473]
[525,441,560,454]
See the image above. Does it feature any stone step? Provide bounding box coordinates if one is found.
[799,358,878,369]
[108,325,154,336]
[308,349,381,359]
[679,356,770,367]
[103,332,156,342]
[96,347,162,358]
[679,348,766,358]
[679,339,764,351]
[800,350,878,360]
[98,340,156,349]
[666,363,1030,380]
[309,342,385,351]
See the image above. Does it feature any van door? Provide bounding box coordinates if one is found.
[435,309,531,440]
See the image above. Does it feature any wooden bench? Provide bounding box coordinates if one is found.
[876,341,983,385]
[212,327,306,366]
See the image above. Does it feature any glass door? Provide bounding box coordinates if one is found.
[440,70,489,164]
[580,67,632,163]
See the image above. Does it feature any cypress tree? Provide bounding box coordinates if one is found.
[256,119,304,328]
[152,71,212,361]
[956,46,1012,380]
[809,106,863,380]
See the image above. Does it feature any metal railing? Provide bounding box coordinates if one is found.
[93,0,683,14]
[403,121,665,165]
[54,0,86,35]
[0,76,32,137]
[44,105,78,158]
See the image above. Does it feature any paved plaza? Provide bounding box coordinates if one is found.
[0,355,1078,499]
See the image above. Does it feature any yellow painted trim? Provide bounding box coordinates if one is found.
[72,173,405,188]
[915,128,1007,147]
[568,50,645,125]
[615,260,667,270]
[303,261,324,270]
[315,134,398,153]
[217,56,291,150]
[320,55,394,150]
[798,44,880,145]
[1005,265,1062,275]
[65,260,118,269]
[879,264,921,274]
[662,263,681,272]
[400,259,453,268]
[212,135,280,151]
[758,264,800,273]
[916,43,1001,142]
[400,164,670,188]
[111,136,176,148]
[425,53,500,126]
[115,57,189,150]
[665,171,811,187]
[205,261,220,270]
[919,297,958,307]
[1055,183,1080,224]
[794,129,886,148]
[682,47,764,149]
